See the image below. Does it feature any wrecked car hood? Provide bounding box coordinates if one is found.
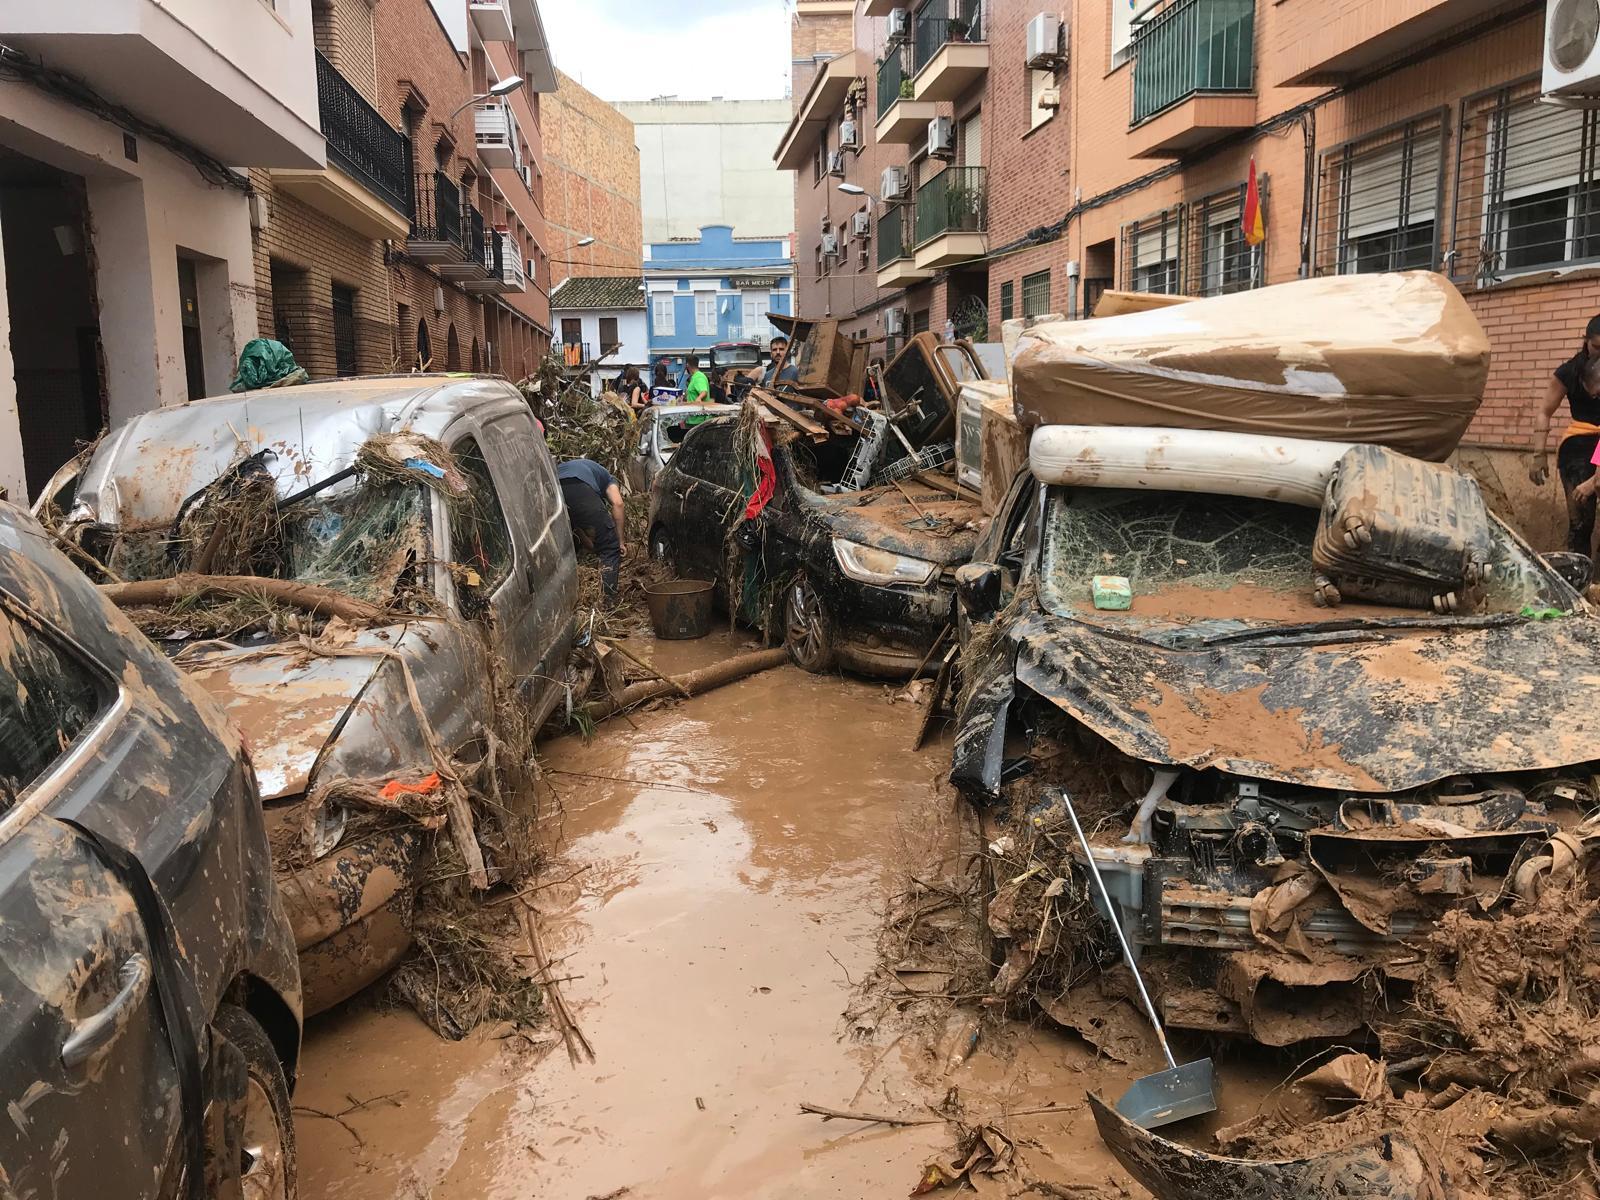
[180,621,482,801]
[807,488,982,567]
[1013,610,1600,793]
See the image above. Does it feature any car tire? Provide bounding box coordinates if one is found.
[649,525,673,567]
[216,1005,297,1200]
[784,575,835,673]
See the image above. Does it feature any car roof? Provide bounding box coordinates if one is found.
[652,403,739,419]
[75,375,529,526]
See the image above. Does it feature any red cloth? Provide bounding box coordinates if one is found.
[742,425,776,521]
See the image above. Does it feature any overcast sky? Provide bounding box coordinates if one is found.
[543,0,794,102]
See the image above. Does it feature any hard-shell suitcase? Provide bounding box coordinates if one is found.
[1311,445,1493,612]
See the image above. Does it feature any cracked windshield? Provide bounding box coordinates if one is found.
[8,1,1600,1199]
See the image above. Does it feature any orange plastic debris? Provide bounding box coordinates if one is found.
[379,772,442,801]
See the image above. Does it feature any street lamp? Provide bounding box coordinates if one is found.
[550,234,598,267]
[837,182,880,204]
[448,75,525,120]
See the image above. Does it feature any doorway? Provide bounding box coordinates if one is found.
[0,148,105,498]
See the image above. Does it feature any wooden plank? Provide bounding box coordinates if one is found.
[759,394,828,440]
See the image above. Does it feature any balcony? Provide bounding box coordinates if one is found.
[877,204,933,289]
[560,342,594,370]
[438,206,491,281]
[408,172,465,263]
[912,166,987,270]
[876,51,937,144]
[1128,0,1255,158]
[909,0,988,104]
[0,0,323,168]
[462,231,529,294]
[469,0,515,42]
[475,102,517,169]
[863,0,899,14]
[774,49,870,171]
[1275,0,1504,85]
[272,53,411,240]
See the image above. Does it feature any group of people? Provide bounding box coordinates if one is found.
[563,338,801,601]
[611,337,800,415]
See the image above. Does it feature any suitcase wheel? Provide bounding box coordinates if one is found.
[1312,576,1342,607]
[1432,591,1459,614]
[1341,517,1373,548]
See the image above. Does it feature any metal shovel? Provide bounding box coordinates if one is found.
[1060,789,1218,1130]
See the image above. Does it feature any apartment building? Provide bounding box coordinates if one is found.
[779,0,1584,543]
[643,225,795,372]
[0,0,324,499]
[544,71,643,286]
[252,0,556,387]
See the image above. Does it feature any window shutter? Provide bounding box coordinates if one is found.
[1344,134,1441,237]
[1500,101,1585,197]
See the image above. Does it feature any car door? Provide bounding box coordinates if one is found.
[474,406,578,726]
[661,422,741,585]
[0,600,186,1199]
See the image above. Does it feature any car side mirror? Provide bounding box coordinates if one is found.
[955,562,1002,619]
[1543,551,1594,591]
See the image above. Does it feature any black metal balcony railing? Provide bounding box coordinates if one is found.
[410,171,463,246]
[1131,0,1254,126]
[466,205,486,262]
[485,229,505,278]
[877,50,907,116]
[912,0,984,75]
[561,342,593,369]
[316,52,411,217]
[877,204,913,267]
[914,166,987,245]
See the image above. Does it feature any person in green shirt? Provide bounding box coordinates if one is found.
[683,355,710,404]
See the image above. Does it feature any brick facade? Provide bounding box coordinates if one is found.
[544,71,643,284]
[781,1,1587,542]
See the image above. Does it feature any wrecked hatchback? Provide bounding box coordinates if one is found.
[50,376,578,1018]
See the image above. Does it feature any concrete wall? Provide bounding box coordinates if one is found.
[618,98,794,243]
[156,0,321,136]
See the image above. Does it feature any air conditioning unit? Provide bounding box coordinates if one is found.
[852,211,871,237]
[882,165,909,201]
[840,118,859,148]
[927,116,955,159]
[1027,13,1065,69]
[1039,86,1062,110]
[1545,0,1600,103]
[887,7,909,41]
[828,150,846,176]
[822,232,840,256]
[885,307,906,335]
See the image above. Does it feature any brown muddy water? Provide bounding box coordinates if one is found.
[293,633,1273,1199]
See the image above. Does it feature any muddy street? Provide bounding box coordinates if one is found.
[288,635,1241,1198]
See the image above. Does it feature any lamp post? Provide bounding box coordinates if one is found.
[447,75,526,121]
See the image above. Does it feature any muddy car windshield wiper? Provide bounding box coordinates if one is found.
[1197,611,1528,647]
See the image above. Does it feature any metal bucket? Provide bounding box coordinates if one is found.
[644,579,715,640]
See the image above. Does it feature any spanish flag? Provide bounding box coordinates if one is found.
[1242,156,1265,247]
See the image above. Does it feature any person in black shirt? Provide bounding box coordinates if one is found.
[557,458,626,599]
[1532,314,1600,552]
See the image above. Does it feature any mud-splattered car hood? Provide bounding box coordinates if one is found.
[1012,610,1600,793]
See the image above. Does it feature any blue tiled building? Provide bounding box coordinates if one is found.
[643,225,795,374]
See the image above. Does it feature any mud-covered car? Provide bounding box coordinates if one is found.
[57,376,578,1015]
[954,429,1599,1049]
[649,417,979,677]
[0,503,301,1197]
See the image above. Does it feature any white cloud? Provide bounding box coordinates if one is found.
[543,0,793,102]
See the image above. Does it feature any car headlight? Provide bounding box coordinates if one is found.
[306,800,349,859]
[832,538,937,586]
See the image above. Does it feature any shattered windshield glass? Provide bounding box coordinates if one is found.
[1039,488,1566,644]
[283,481,428,605]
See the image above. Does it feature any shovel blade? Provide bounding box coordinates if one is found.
[1114,1059,1217,1130]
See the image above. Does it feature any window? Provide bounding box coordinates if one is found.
[1111,0,1161,67]
[1000,280,1014,321]
[670,424,738,490]
[1124,208,1183,294]
[1320,119,1441,276]
[1021,270,1051,318]
[694,294,717,337]
[332,284,358,377]
[561,317,582,346]
[814,123,831,185]
[0,607,106,806]
[911,309,931,335]
[1462,92,1600,278]
[599,316,620,353]
[1028,69,1055,132]
[1192,187,1254,297]
[961,111,983,167]
[742,291,770,336]
[449,437,513,612]
[652,293,675,336]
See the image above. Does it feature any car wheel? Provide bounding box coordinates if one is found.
[217,1005,296,1200]
[649,525,673,566]
[784,575,835,673]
